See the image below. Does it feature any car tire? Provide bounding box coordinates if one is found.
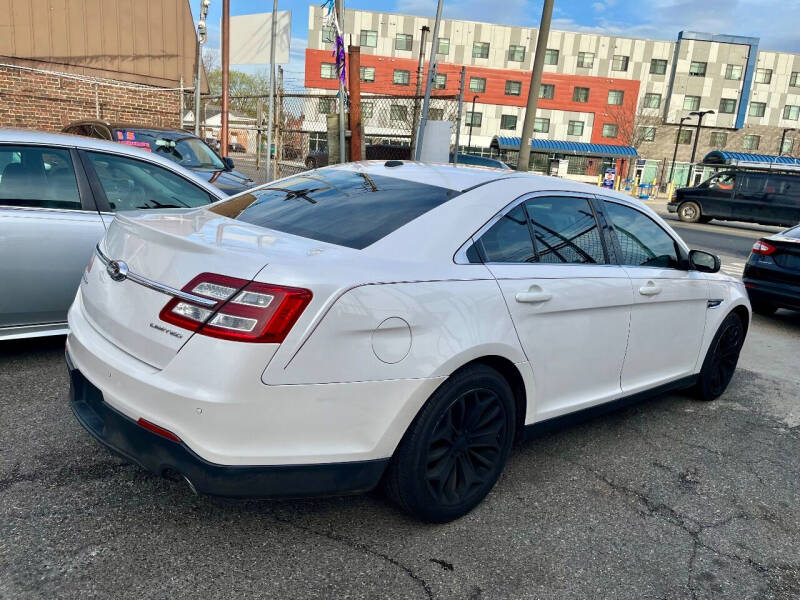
[678,201,702,223]
[694,312,746,402]
[751,301,777,316]
[383,364,516,523]
[305,157,316,169]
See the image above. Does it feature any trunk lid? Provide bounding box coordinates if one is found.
[80,209,322,368]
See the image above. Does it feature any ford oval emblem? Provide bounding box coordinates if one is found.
[106,260,129,282]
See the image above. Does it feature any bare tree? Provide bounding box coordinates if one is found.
[601,97,662,151]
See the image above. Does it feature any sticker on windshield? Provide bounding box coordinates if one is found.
[126,131,135,140]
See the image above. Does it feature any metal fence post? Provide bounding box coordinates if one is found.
[452,67,466,165]
[256,98,263,171]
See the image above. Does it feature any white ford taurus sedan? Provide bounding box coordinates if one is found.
[66,161,750,522]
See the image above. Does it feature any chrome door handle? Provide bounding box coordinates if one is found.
[515,285,552,303]
[639,281,662,296]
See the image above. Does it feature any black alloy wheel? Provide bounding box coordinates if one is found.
[695,312,746,401]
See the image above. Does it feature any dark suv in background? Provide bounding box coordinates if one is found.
[668,168,800,227]
[62,121,255,195]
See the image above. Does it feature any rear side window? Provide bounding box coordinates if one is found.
[525,196,606,264]
[738,173,767,195]
[604,201,680,268]
[764,174,799,201]
[85,151,214,211]
[209,168,459,249]
[0,145,81,209]
[476,205,536,262]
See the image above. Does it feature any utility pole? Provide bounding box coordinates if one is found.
[467,95,479,149]
[414,0,443,161]
[220,0,230,158]
[516,0,554,172]
[348,45,362,161]
[452,66,466,165]
[410,25,430,156]
[688,109,714,185]
[668,116,691,185]
[266,0,278,180]
[335,0,346,164]
[194,0,210,137]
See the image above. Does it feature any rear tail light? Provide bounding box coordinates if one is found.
[751,240,776,255]
[137,418,182,443]
[159,273,312,343]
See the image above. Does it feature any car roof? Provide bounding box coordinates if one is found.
[0,128,224,198]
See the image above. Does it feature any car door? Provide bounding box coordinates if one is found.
[694,172,736,220]
[474,192,633,420]
[730,171,767,224]
[0,144,104,330]
[600,199,710,394]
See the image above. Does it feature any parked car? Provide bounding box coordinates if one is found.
[62,121,255,195]
[305,148,510,170]
[204,137,220,151]
[449,153,512,169]
[668,168,800,226]
[228,141,246,153]
[743,224,800,314]
[66,161,750,522]
[0,129,226,341]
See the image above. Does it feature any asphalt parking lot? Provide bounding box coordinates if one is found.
[1,307,799,600]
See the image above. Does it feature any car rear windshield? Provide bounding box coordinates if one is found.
[112,129,225,171]
[209,168,460,249]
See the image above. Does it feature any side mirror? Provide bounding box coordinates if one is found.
[224,156,235,170]
[689,249,721,273]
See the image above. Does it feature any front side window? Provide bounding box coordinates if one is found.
[608,90,624,105]
[433,73,447,90]
[719,98,737,114]
[85,152,213,211]
[577,52,594,68]
[755,68,772,84]
[689,61,707,77]
[320,63,336,79]
[505,80,522,96]
[783,105,800,121]
[465,111,482,127]
[544,49,559,65]
[469,77,486,93]
[710,131,727,148]
[683,95,701,111]
[573,87,590,102]
[360,66,375,82]
[472,42,490,59]
[476,205,536,263]
[500,114,517,130]
[677,129,692,144]
[210,169,458,250]
[650,59,667,75]
[568,120,584,136]
[393,70,410,86]
[437,38,450,55]
[612,55,629,72]
[508,45,525,62]
[705,172,735,189]
[725,64,743,80]
[604,201,680,269]
[359,30,377,47]
[534,118,549,133]
[525,196,606,264]
[0,145,81,209]
[602,124,618,138]
[539,83,554,99]
[644,93,662,108]
[395,34,413,51]
[743,134,760,150]
[749,102,766,117]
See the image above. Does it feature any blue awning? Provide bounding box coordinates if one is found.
[702,150,800,167]
[490,136,638,158]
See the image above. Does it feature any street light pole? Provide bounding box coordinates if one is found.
[668,116,691,185]
[194,0,210,137]
[467,95,478,150]
[689,109,714,165]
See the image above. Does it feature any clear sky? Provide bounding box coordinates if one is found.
[191,0,800,90]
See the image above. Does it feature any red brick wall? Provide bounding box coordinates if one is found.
[0,65,182,132]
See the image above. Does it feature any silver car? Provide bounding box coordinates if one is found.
[0,129,226,341]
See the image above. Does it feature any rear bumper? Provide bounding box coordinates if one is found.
[68,355,389,498]
[666,202,678,213]
[743,275,800,311]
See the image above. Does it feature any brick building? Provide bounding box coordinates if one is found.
[0,0,203,132]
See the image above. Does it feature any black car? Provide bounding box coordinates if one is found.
[62,121,255,195]
[743,224,800,314]
[668,168,800,227]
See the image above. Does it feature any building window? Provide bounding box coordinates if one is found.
[573,87,590,102]
[791,72,800,87]
[683,95,701,111]
[567,120,584,136]
[322,26,336,43]
[650,59,667,75]
[743,134,760,150]
[602,124,618,138]
[429,107,444,120]
[749,102,766,117]
[320,63,337,79]
[437,38,450,55]
[534,118,549,133]
[755,68,772,84]
[505,80,522,96]
[710,132,727,148]
[469,77,486,93]
[508,45,525,62]
[433,73,447,90]
[390,105,408,121]
[395,34,413,51]
[359,66,375,82]
[362,102,374,119]
[783,105,800,120]
[689,61,707,77]
[500,114,517,130]
[719,98,737,114]
[677,129,692,144]
[544,49,559,65]
[538,83,554,99]
[612,55,629,72]
[465,111,482,127]
[608,90,624,105]
[724,64,743,80]
[319,98,335,114]
[359,30,377,47]
[472,42,490,59]
[577,52,594,68]
[780,138,794,154]
[643,93,662,109]
[640,126,656,142]
[393,70,410,86]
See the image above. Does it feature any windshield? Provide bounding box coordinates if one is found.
[209,167,459,249]
[113,129,226,170]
